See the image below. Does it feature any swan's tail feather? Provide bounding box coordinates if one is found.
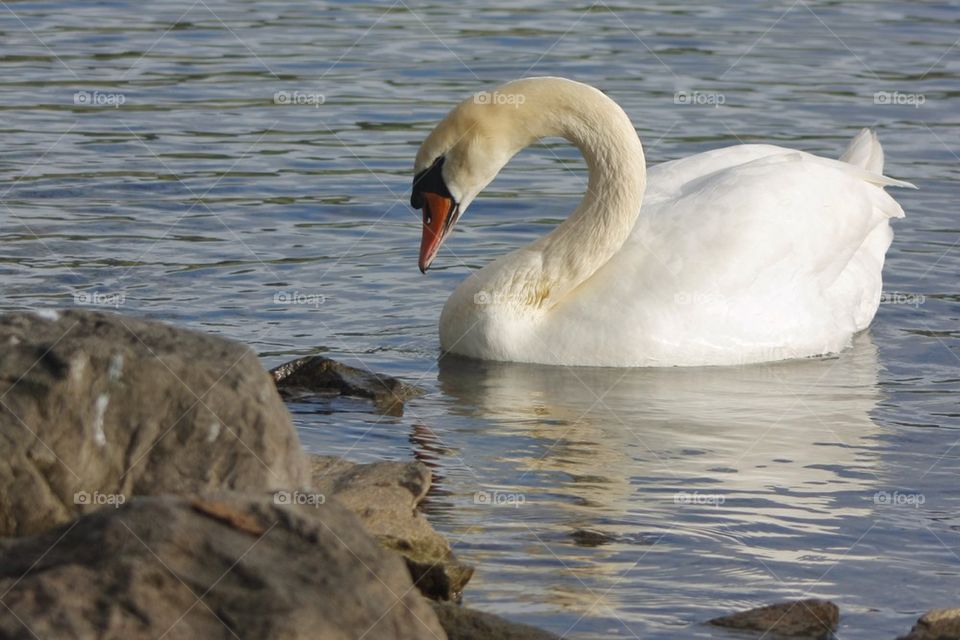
[841,128,884,173]
[839,128,916,190]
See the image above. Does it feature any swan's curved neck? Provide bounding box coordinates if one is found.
[492,81,647,309]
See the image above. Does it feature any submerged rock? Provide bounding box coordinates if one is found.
[271,355,420,414]
[708,599,839,638]
[0,310,307,537]
[311,454,474,601]
[430,601,560,639]
[0,493,444,640]
[569,528,618,547]
[897,608,960,640]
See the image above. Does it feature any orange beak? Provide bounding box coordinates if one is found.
[418,192,456,273]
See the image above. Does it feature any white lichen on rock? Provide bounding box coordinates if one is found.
[70,355,89,384]
[108,353,124,382]
[33,309,60,322]
[93,393,109,447]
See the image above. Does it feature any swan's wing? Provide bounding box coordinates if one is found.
[555,148,908,364]
[626,150,905,291]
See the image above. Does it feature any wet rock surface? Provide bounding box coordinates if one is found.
[708,599,839,638]
[0,493,445,640]
[310,454,475,601]
[430,601,561,639]
[897,608,960,640]
[0,310,307,537]
[271,355,420,414]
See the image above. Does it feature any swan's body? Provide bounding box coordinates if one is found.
[411,78,911,367]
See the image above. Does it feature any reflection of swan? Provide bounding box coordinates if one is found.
[435,334,884,611]
[438,333,882,503]
[412,77,912,366]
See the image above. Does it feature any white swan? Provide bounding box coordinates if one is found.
[411,77,913,367]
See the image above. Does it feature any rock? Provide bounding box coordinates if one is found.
[898,608,960,640]
[430,601,560,640]
[271,355,420,414]
[0,493,446,640]
[569,528,617,547]
[0,310,308,537]
[310,455,432,504]
[310,454,474,601]
[708,599,839,638]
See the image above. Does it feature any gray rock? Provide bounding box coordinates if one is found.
[0,310,308,537]
[430,601,560,640]
[708,599,839,638]
[0,492,445,640]
[271,355,420,414]
[311,454,474,601]
[898,608,960,640]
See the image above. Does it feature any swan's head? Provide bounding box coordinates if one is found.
[411,87,535,272]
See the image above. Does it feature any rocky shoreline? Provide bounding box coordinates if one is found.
[0,309,954,639]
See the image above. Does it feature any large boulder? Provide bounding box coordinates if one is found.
[0,493,445,640]
[310,455,474,601]
[0,310,308,536]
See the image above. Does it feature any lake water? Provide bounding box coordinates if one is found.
[1,1,958,637]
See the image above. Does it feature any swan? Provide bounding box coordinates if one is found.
[410,77,913,367]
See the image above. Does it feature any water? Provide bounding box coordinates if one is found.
[1,1,958,637]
